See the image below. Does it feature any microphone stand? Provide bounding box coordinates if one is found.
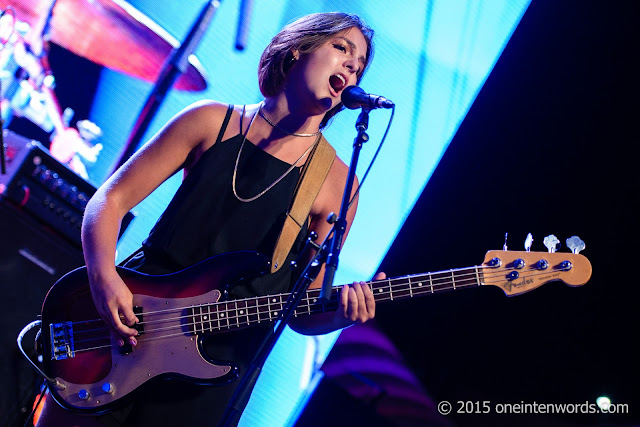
[219,244,324,427]
[234,0,253,50]
[220,107,371,426]
[109,0,220,177]
[319,107,370,302]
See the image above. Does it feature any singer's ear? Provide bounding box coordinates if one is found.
[291,48,300,61]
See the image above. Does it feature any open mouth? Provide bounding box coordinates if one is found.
[329,74,347,94]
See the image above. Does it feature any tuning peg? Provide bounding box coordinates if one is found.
[566,236,586,254]
[524,233,533,252]
[543,234,560,253]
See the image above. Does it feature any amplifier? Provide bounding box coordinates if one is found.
[0,131,133,247]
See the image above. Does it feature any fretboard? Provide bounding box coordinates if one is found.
[188,265,484,334]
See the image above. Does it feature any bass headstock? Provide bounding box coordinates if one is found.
[482,235,592,296]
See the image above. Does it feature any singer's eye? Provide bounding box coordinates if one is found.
[333,44,347,53]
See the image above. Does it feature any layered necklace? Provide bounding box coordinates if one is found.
[258,108,321,138]
[232,104,321,203]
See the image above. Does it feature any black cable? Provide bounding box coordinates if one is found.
[23,380,48,427]
[347,105,395,210]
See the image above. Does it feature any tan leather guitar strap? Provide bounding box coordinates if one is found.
[271,134,335,273]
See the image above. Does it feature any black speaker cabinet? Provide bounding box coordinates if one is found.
[0,200,85,426]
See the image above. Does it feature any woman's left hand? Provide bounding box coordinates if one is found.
[335,271,385,327]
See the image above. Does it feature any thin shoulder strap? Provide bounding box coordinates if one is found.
[271,135,336,273]
[215,104,234,144]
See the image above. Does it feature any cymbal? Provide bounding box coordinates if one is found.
[0,0,207,91]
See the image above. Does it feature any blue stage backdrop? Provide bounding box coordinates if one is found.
[83,1,530,424]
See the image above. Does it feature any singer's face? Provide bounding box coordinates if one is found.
[286,27,368,114]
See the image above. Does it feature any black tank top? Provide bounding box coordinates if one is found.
[106,106,313,425]
[133,106,309,299]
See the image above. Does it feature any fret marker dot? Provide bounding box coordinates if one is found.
[378,289,382,293]
[239,310,244,314]
[272,298,277,303]
[220,313,225,318]
[203,316,208,320]
[273,311,278,316]
[418,283,423,287]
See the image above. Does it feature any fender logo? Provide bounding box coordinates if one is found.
[503,277,534,292]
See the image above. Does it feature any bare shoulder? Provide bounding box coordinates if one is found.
[181,99,230,117]
[311,153,359,219]
[163,100,234,168]
[171,100,231,138]
[326,154,353,190]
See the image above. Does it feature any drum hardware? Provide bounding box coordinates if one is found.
[0,4,101,179]
[0,0,208,180]
[0,0,208,90]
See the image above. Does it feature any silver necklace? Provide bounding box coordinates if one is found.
[232,105,321,203]
[258,108,321,137]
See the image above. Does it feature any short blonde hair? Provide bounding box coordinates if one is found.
[258,12,374,128]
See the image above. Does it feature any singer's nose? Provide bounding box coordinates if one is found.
[343,57,359,77]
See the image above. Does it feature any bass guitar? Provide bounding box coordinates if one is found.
[34,247,591,413]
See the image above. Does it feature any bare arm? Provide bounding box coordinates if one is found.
[288,160,380,335]
[82,101,227,344]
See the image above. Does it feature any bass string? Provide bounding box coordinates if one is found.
[66,268,560,354]
[68,265,560,338]
[66,266,483,328]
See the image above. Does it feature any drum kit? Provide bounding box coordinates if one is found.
[0,0,208,179]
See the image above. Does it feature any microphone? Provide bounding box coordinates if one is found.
[341,86,394,110]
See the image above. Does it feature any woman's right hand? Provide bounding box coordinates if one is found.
[80,102,228,348]
[88,270,139,347]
